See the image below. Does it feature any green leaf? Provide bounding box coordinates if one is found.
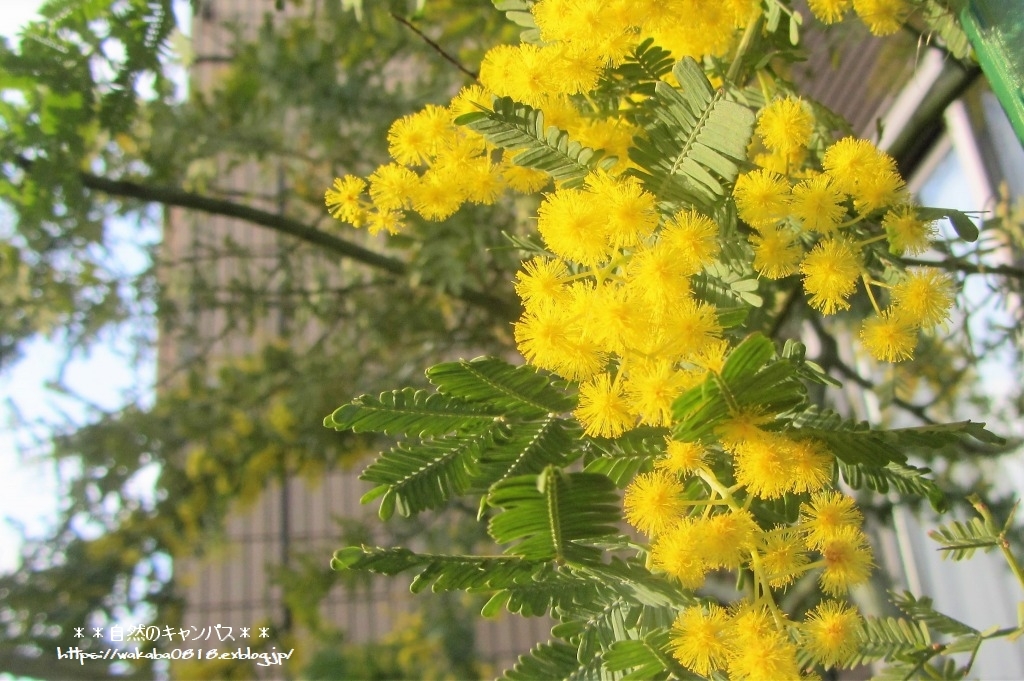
[502,641,598,681]
[457,98,613,187]
[426,356,575,417]
[329,545,546,594]
[627,57,755,209]
[721,333,774,382]
[603,630,673,680]
[917,206,980,242]
[891,591,979,638]
[324,387,500,436]
[928,517,1001,560]
[672,346,806,442]
[583,426,667,487]
[488,467,622,563]
[475,417,579,489]
[838,460,946,512]
[360,430,492,517]
[850,616,932,665]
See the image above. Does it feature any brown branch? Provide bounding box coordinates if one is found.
[13,155,519,319]
[74,169,519,318]
[900,256,1024,281]
[78,170,408,274]
[391,12,478,81]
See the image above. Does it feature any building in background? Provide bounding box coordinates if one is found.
[162,1,1024,677]
[162,1,550,676]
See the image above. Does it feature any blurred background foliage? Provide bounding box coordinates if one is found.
[1,0,1023,678]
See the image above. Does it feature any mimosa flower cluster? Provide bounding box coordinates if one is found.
[325,1,968,678]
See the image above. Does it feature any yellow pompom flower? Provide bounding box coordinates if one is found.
[883,204,936,254]
[572,117,639,173]
[448,84,490,119]
[800,490,864,550]
[808,0,851,23]
[587,173,658,249]
[368,163,417,212]
[458,157,506,205]
[652,518,709,589]
[412,167,463,221]
[514,257,570,312]
[733,169,791,227]
[689,338,729,375]
[800,238,862,314]
[575,372,635,438]
[367,209,402,236]
[575,283,648,356]
[725,609,803,681]
[700,509,759,569]
[860,311,918,362]
[501,162,550,194]
[514,306,605,381]
[657,440,706,475]
[387,105,452,166]
[790,174,846,233]
[802,600,863,667]
[891,270,955,327]
[650,299,721,362]
[623,469,687,537]
[536,188,609,266]
[756,97,814,157]
[715,409,774,453]
[624,361,691,427]
[822,137,894,196]
[854,0,910,36]
[733,434,792,499]
[759,527,811,587]
[750,226,804,279]
[669,605,731,676]
[661,209,721,274]
[624,243,692,314]
[851,168,905,214]
[788,438,833,493]
[819,527,874,595]
[325,175,368,226]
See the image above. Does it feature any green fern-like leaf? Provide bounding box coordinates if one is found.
[456,97,614,188]
[838,459,946,512]
[331,546,547,596]
[628,57,755,209]
[502,640,602,681]
[324,387,499,437]
[851,616,932,664]
[583,426,667,487]
[594,38,675,107]
[928,516,1000,560]
[426,356,575,417]
[475,417,579,490]
[491,0,541,43]
[672,339,806,442]
[359,430,491,519]
[603,630,676,681]
[488,467,621,563]
[891,591,979,639]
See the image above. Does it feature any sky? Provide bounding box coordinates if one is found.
[0,0,157,573]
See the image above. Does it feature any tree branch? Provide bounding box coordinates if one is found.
[391,12,478,80]
[900,256,1024,281]
[71,167,519,319]
[79,170,407,274]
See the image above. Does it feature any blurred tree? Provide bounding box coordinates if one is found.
[0,0,524,677]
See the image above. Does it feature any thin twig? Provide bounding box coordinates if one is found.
[391,12,477,81]
[900,256,1024,282]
